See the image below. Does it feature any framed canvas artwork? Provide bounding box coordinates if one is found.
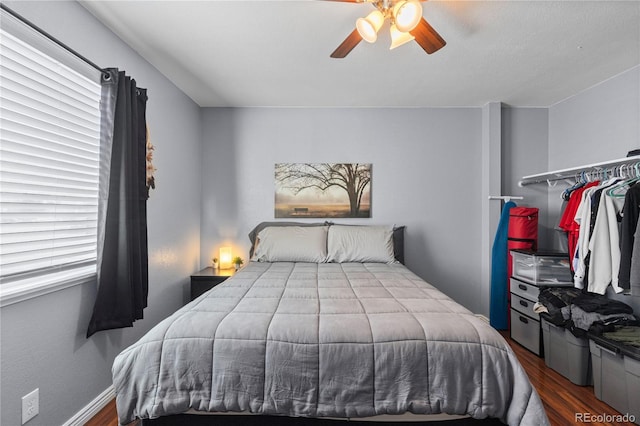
[275,163,371,218]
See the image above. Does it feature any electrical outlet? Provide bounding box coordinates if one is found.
[21,388,39,424]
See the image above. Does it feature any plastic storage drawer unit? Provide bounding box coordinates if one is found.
[511,249,572,285]
[511,293,537,318]
[541,319,591,386]
[510,309,541,355]
[589,337,640,423]
[510,278,541,302]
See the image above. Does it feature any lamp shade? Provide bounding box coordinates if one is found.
[219,247,232,269]
[356,10,384,43]
[389,24,415,49]
[393,0,422,33]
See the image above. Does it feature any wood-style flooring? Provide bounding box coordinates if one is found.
[86,333,635,426]
[503,331,635,426]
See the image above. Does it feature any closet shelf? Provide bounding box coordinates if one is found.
[519,155,640,187]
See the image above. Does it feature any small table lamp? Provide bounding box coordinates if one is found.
[219,247,232,269]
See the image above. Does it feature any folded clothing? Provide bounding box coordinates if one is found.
[537,287,583,326]
[602,326,640,347]
[571,293,634,315]
[563,305,638,337]
[537,288,637,336]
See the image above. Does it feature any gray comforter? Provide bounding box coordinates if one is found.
[113,262,549,425]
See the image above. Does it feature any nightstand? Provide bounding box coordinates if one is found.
[190,267,235,301]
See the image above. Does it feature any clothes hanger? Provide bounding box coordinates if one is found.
[599,167,624,186]
[562,171,587,200]
[607,163,640,197]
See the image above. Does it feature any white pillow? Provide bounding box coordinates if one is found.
[252,226,328,262]
[327,225,395,263]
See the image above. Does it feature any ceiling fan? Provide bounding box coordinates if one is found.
[328,0,446,58]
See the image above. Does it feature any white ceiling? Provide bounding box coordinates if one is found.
[80,0,640,108]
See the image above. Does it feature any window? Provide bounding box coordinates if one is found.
[0,9,103,305]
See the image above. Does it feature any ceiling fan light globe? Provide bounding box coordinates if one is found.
[393,0,422,33]
[356,18,377,43]
[389,24,415,50]
[356,10,384,43]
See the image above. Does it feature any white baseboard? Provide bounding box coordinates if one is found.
[62,385,115,426]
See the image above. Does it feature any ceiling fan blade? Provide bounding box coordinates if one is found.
[410,17,446,54]
[330,29,362,58]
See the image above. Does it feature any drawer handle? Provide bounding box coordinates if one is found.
[519,316,529,324]
[519,300,528,308]
[518,284,527,291]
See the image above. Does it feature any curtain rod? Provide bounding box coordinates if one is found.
[0,3,107,78]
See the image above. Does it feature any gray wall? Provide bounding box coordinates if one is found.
[547,65,640,223]
[549,66,640,171]
[0,2,202,425]
[1,1,638,424]
[200,107,489,313]
[547,65,640,311]
[501,107,551,247]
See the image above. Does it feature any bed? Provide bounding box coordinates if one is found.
[112,224,549,426]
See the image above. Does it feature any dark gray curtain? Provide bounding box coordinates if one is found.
[87,69,148,337]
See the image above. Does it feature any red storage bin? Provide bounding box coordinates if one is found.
[507,207,539,279]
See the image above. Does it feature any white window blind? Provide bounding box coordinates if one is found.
[0,15,103,302]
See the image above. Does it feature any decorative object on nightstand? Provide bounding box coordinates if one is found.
[232,256,244,271]
[190,267,234,301]
[211,257,218,269]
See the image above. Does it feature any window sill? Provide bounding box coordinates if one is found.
[0,266,96,307]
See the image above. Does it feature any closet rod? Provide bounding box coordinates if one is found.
[518,155,640,187]
[488,196,524,202]
[0,3,107,78]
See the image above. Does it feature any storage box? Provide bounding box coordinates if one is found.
[510,309,541,356]
[511,249,572,285]
[541,319,591,386]
[589,337,640,422]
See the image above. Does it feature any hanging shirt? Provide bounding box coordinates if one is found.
[573,185,601,288]
[573,179,621,289]
[558,181,599,270]
[629,211,640,292]
[618,182,640,289]
[587,189,625,294]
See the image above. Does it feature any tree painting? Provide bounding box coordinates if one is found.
[275,163,371,218]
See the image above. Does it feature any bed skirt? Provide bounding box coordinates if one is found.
[141,414,506,426]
